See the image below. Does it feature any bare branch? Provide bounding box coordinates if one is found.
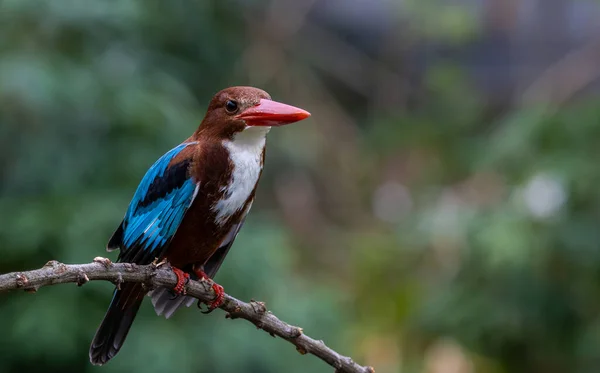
[0,259,374,373]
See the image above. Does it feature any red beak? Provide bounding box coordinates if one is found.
[235,99,311,127]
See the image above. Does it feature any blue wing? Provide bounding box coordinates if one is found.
[109,142,199,265]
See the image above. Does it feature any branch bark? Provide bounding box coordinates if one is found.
[0,258,374,373]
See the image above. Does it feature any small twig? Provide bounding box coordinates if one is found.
[0,260,374,373]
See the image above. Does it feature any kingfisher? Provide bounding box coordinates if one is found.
[89,86,311,365]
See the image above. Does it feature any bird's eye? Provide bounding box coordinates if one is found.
[225,100,238,114]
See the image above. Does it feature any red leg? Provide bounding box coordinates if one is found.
[193,268,225,312]
[193,268,210,281]
[172,267,190,295]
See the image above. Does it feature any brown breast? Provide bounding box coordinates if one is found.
[163,140,259,269]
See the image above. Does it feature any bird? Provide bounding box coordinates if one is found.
[89,86,310,365]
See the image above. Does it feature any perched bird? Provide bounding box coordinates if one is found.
[89,86,310,365]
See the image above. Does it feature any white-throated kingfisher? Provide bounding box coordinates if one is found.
[89,87,310,365]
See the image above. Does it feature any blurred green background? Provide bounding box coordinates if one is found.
[2,0,600,372]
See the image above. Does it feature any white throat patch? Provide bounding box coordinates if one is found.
[212,126,270,225]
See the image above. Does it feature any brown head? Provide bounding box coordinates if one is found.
[194,86,311,140]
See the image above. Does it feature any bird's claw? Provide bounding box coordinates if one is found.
[191,267,224,313]
[197,301,210,313]
[152,258,167,268]
[200,283,225,314]
[171,267,190,295]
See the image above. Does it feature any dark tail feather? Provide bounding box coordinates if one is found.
[106,222,124,252]
[89,283,144,365]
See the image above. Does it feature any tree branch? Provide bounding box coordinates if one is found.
[0,258,374,373]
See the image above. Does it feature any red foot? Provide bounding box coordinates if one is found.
[172,267,190,295]
[208,283,225,311]
[193,268,225,313]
